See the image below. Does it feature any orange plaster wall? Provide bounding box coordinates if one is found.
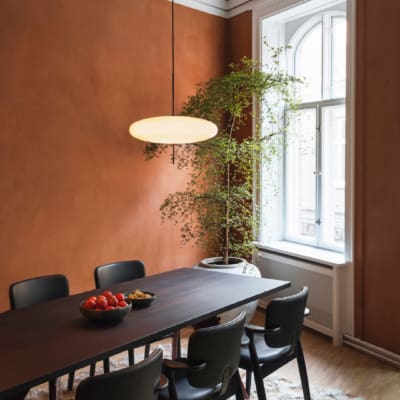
[227,11,252,64]
[0,0,227,311]
[227,11,252,141]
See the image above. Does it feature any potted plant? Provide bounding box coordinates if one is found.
[145,54,299,272]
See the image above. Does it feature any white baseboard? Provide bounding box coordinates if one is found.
[343,334,400,368]
[259,304,400,368]
[303,319,333,338]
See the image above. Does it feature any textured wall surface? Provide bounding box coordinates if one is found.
[227,11,252,64]
[2,0,399,356]
[0,0,227,311]
[354,0,400,353]
[227,11,252,141]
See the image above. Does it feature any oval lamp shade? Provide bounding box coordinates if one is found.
[129,116,218,144]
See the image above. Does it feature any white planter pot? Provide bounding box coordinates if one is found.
[195,257,261,323]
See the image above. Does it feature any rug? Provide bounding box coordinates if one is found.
[26,344,365,400]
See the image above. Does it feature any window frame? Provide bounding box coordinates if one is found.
[283,11,347,252]
[254,0,353,257]
[283,98,346,251]
[287,11,346,100]
[252,0,355,343]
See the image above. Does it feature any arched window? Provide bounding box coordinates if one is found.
[260,4,347,253]
[285,12,347,251]
[291,17,323,101]
[289,12,346,101]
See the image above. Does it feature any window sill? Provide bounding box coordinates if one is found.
[255,241,346,267]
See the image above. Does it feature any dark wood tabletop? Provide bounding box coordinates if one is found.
[0,267,290,399]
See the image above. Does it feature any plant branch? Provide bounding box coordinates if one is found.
[145,54,300,261]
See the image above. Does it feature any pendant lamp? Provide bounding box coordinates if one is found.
[128,0,217,145]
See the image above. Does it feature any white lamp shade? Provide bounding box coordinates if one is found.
[129,116,218,144]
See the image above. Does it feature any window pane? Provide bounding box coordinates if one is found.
[320,104,345,250]
[285,109,317,243]
[295,23,322,102]
[331,17,347,98]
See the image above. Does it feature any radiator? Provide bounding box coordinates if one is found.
[255,250,348,345]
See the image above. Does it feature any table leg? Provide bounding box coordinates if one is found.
[49,379,57,400]
[172,330,181,359]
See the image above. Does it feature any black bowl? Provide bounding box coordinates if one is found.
[80,301,132,322]
[126,291,155,308]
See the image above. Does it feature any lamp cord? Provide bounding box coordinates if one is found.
[171,0,175,164]
[172,0,175,117]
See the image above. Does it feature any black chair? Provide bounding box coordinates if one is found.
[9,274,75,400]
[159,311,247,400]
[94,260,146,289]
[239,287,311,400]
[93,260,180,374]
[75,348,166,400]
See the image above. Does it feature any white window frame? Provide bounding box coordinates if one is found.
[284,98,346,250]
[283,11,347,252]
[287,11,346,99]
[252,0,354,264]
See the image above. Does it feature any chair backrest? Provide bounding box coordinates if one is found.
[9,274,69,310]
[75,348,163,400]
[263,286,309,349]
[94,260,145,288]
[187,311,246,394]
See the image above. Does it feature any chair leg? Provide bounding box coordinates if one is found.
[234,370,247,400]
[296,341,311,400]
[103,358,110,373]
[249,341,267,400]
[245,370,252,395]
[67,370,75,391]
[90,363,96,376]
[49,379,57,400]
[252,363,267,400]
[128,348,135,365]
[166,370,179,400]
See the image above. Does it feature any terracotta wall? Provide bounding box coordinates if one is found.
[4,0,399,355]
[354,0,400,353]
[0,0,227,311]
[227,11,253,141]
[227,11,252,64]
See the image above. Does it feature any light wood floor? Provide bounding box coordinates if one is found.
[270,327,400,399]
[182,309,400,400]
[252,310,400,399]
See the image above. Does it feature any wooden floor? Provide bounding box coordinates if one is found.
[182,309,400,400]
[251,310,400,400]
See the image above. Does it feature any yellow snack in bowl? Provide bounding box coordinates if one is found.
[128,289,151,300]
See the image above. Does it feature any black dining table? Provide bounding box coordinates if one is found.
[0,267,290,400]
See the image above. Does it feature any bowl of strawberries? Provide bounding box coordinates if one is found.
[80,290,132,322]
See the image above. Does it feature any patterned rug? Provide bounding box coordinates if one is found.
[26,344,365,400]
